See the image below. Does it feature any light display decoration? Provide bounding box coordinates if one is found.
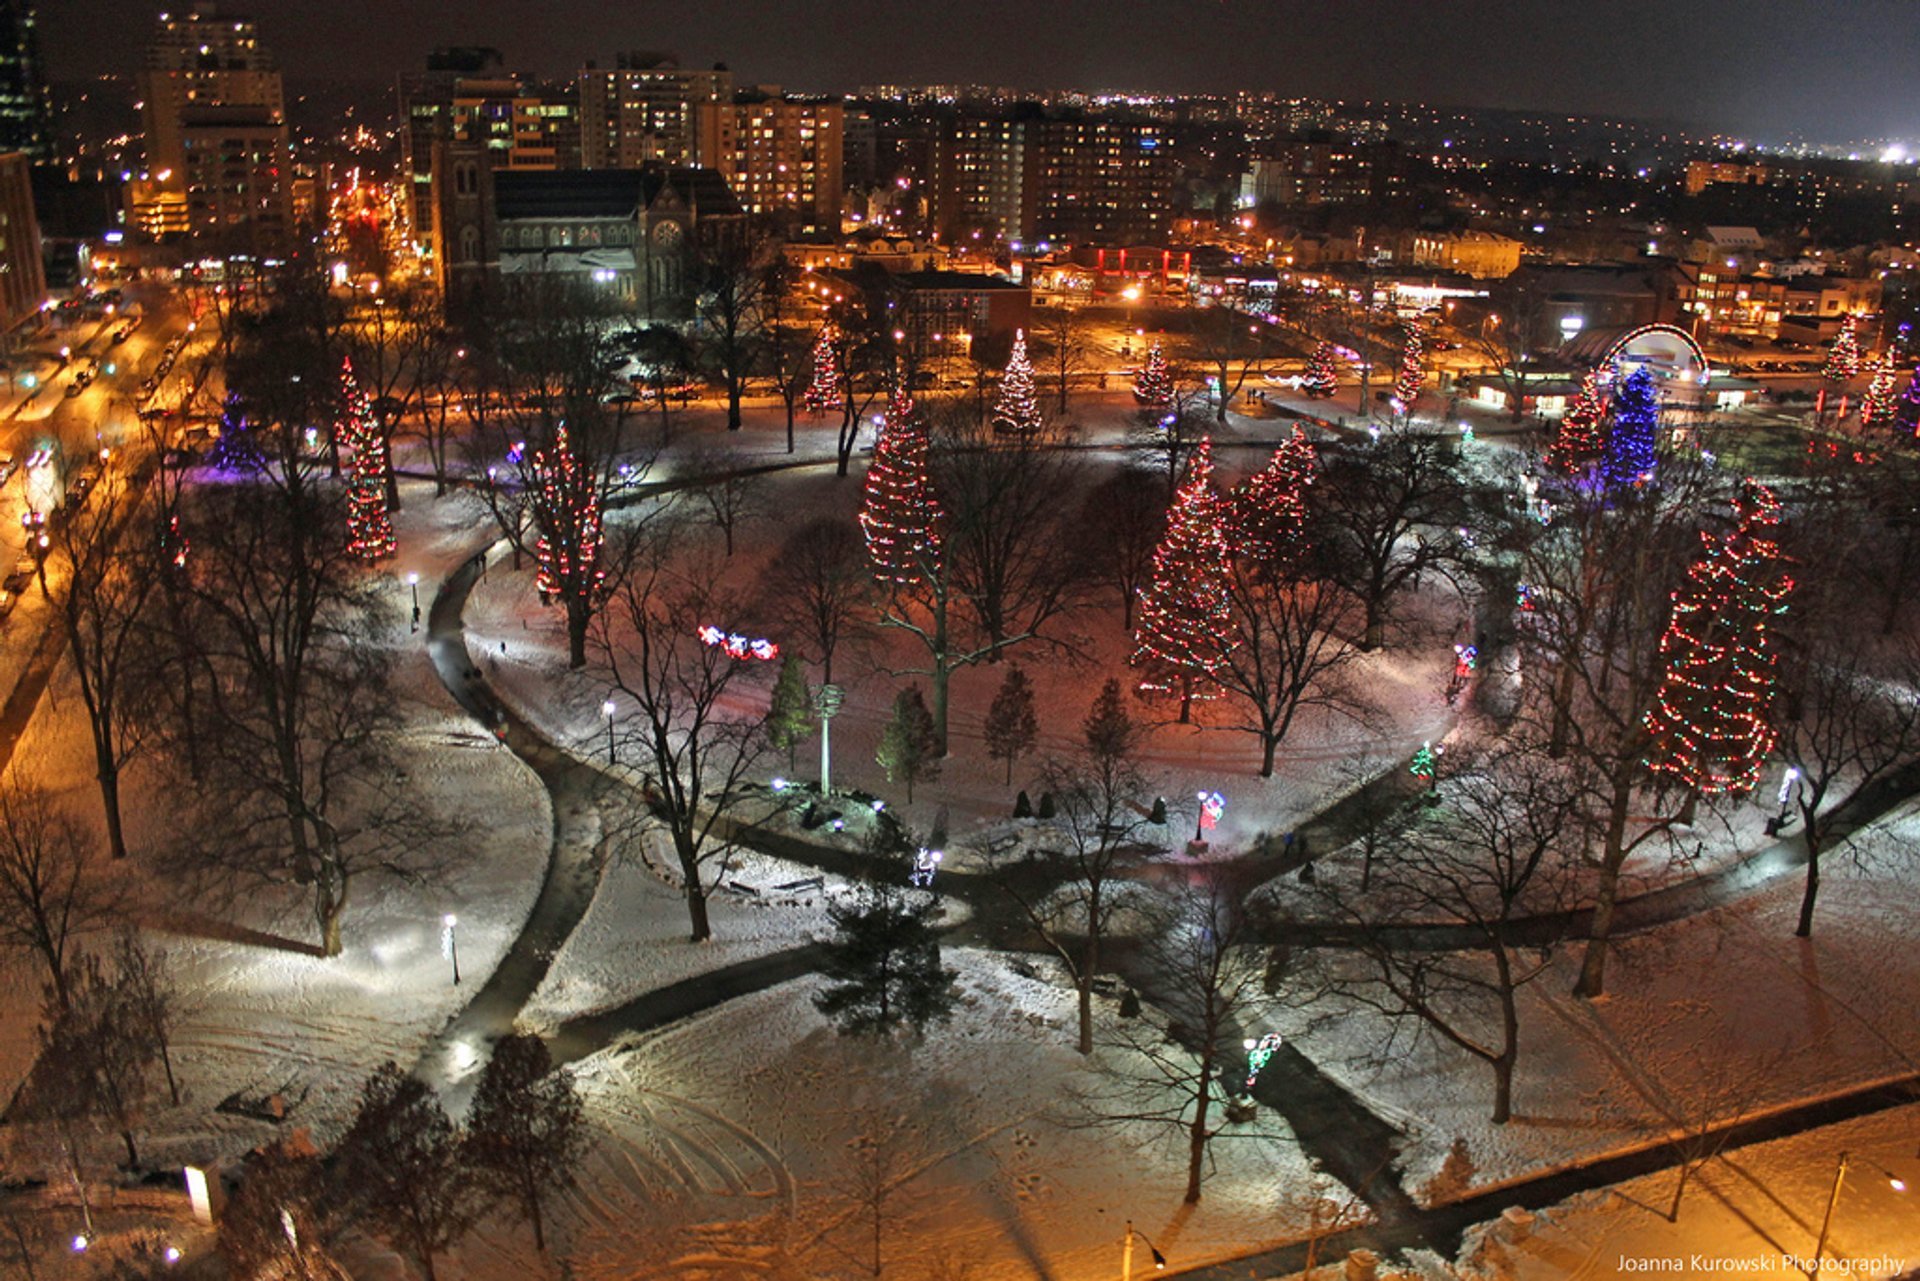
[803,324,841,415]
[1546,368,1606,475]
[1244,1032,1283,1091]
[1229,426,1316,567]
[1392,321,1425,413]
[991,329,1044,435]
[1822,321,1862,385]
[1642,482,1794,797]
[1859,352,1899,431]
[1303,341,1339,399]
[337,357,396,561]
[859,385,943,586]
[1134,340,1174,408]
[699,625,779,662]
[208,393,266,473]
[1131,437,1234,721]
[1894,366,1920,438]
[530,426,605,607]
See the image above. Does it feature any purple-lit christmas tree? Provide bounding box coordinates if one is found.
[1602,366,1659,490]
[207,393,265,473]
[859,386,942,586]
[337,358,395,561]
[1894,366,1920,438]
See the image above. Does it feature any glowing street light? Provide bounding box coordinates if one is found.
[406,571,421,632]
[602,698,617,764]
[441,913,460,985]
[1121,1221,1166,1279]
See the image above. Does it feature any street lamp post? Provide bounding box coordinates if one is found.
[1120,1221,1166,1281]
[602,699,617,764]
[441,914,460,985]
[814,683,843,794]
[1810,1150,1907,1277]
[407,572,421,632]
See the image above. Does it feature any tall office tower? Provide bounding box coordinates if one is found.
[579,52,731,169]
[0,2,52,163]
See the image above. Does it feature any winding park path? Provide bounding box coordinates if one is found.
[407,454,1920,1272]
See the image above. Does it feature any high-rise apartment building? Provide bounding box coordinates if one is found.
[137,7,291,250]
[0,3,51,163]
[693,93,842,231]
[578,53,731,169]
[0,151,44,329]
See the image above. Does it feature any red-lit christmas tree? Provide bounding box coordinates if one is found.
[1642,483,1795,797]
[337,357,395,561]
[1132,437,1235,722]
[1392,322,1425,412]
[1822,322,1862,385]
[1547,368,1607,474]
[531,425,605,621]
[1860,352,1900,431]
[991,328,1043,435]
[1303,341,1339,399]
[859,385,942,586]
[803,324,841,415]
[1134,340,1174,407]
[1229,426,1316,567]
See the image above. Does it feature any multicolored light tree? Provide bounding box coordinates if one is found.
[859,385,942,586]
[803,324,841,415]
[1131,437,1234,722]
[530,426,605,668]
[1860,352,1899,431]
[1546,368,1606,474]
[1392,322,1425,412]
[991,328,1043,435]
[1303,341,1339,399]
[1134,340,1174,407]
[1229,426,1316,567]
[1643,483,1794,797]
[337,358,395,561]
[1822,322,1862,385]
[1602,366,1659,490]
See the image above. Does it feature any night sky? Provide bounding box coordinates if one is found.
[40,0,1920,143]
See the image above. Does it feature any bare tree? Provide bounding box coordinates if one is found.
[36,950,156,1167]
[757,516,872,686]
[1309,746,1585,1123]
[0,777,115,1010]
[692,233,772,430]
[1096,878,1266,1203]
[1189,304,1269,423]
[758,257,813,453]
[1033,301,1093,414]
[410,323,471,497]
[345,281,439,511]
[1072,466,1164,632]
[110,931,180,1107]
[598,532,772,942]
[1126,385,1211,500]
[682,443,767,557]
[1217,562,1371,778]
[1311,426,1471,650]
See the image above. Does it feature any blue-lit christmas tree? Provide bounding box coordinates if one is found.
[207,393,266,473]
[1602,367,1659,490]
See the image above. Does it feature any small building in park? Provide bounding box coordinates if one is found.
[1466,322,1717,416]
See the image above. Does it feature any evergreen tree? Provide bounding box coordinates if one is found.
[337,358,396,561]
[464,1033,587,1255]
[1131,438,1235,722]
[1894,366,1920,437]
[859,386,942,586]
[1602,367,1659,490]
[991,329,1044,435]
[1860,352,1899,431]
[207,393,265,473]
[1822,321,1862,384]
[983,665,1039,784]
[1393,321,1425,412]
[803,323,841,415]
[813,888,958,1037]
[765,653,814,770]
[1643,484,1795,797]
[36,951,154,1168]
[876,685,941,801]
[1302,341,1339,399]
[1547,368,1606,474]
[1083,676,1142,766]
[1133,340,1174,407]
[1229,426,1316,568]
[335,1063,476,1281]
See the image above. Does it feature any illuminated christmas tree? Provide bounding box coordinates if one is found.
[1303,341,1339,399]
[859,385,942,586]
[1229,426,1316,567]
[1859,352,1899,431]
[803,324,841,415]
[1131,437,1234,722]
[337,358,395,561]
[1546,368,1606,474]
[1643,483,1794,797]
[1822,322,1862,385]
[208,392,265,473]
[1602,366,1659,490]
[531,426,605,619]
[1892,366,1920,437]
[1392,322,1425,412]
[991,329,1043,435]
[1134,340,1174,407]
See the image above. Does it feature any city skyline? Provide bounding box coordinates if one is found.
[38,0,1920,147]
